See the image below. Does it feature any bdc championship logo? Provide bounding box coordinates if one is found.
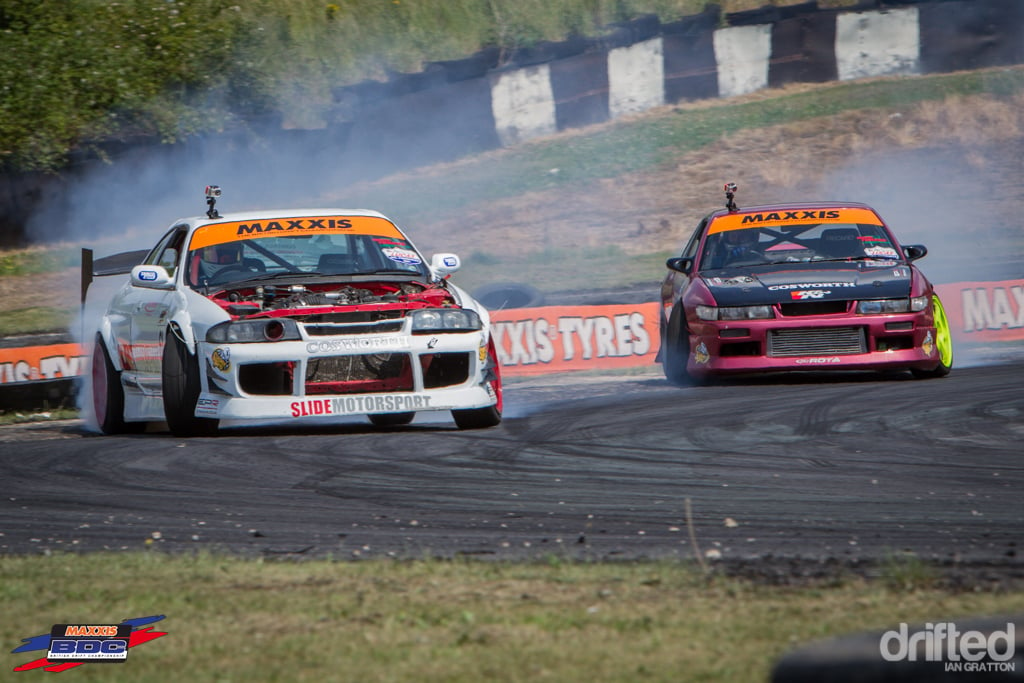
[47,623,132,662]
[11,615,167,673]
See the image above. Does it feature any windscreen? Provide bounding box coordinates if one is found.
[184,216,428,288]
[700,210,900,271]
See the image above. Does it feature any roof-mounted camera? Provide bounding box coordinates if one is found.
[724,182,738,212]
[205,185,222,219]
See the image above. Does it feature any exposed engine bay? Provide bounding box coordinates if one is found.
[209,279,457,318]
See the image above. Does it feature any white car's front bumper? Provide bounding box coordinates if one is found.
[193,330,496,421]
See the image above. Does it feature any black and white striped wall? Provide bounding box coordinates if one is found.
[335,0,1024,163]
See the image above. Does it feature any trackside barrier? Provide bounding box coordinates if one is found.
[0,279,1021,405]
[489,303,660,377]
[935,280,1024,344]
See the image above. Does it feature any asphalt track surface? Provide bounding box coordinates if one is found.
[1,361,1023,582]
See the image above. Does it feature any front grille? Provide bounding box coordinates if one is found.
[305,353,413,394]
[778,300,851,316]
[767,327,866,357]
[304,320,404,336]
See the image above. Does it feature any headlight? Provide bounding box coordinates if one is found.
[410,308,482,333]
[697,305,772,321]
[857,298,915,315]
[206,318,300,343]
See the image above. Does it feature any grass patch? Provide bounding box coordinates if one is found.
[0,307,74,337]
[2,553,1021,682]
[0,247,80,277]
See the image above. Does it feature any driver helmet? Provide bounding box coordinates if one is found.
[724,228,758,247]
[201,242,242,266]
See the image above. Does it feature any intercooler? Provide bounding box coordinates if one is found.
[767,327,867,357]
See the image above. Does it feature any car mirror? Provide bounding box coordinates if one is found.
[430,253,461,278]
[666,257,693,274]
[902,244,928,262]
[130,265,174,289]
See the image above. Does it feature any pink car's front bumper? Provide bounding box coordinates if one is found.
[685,310,942,376]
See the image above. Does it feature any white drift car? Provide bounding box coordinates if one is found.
[87,189,502,436]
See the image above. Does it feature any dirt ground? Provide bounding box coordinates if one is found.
[5,85,1024,326]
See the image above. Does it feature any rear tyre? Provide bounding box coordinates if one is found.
[452,337,503,430]
[162,330,219,437]
[368,412,415,427]
[91,335,145,434]
[911,294,953,379]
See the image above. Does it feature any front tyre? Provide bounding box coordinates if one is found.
[911,294,953,379]
[91,334,144,434]
[452,337,503,430]
[662,305,708,386]
[162,330,219,437]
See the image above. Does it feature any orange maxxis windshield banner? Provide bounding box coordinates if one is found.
[489,303,660,377]
[0,343,88,385]
[935,279,1024,343]
[709,207,882,233]
[188,215,405,251]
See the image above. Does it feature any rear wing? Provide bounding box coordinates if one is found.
[80,247,149,305]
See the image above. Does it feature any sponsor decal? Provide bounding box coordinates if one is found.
[290,394,434,417]
[708,276,755,286]
[196,397,220,416]
[11,615,167,673]
[794,357,841,364]
[694,342,710,364]
[478,341,487,362]
[236,218,352,235]
[211,347,230,373]
[442,256,458,268]
[864,246,899,258]
[742,210,840,224]
[306,337,411,354]
[768,282,856,291]
[138,270,158,281]
[858,236,887,242]
[922,330,934,356]
[381,247,421,265]
[790,290,830,300]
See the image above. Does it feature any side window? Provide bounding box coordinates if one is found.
[682,217,709,259]
[147,226,188,278]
